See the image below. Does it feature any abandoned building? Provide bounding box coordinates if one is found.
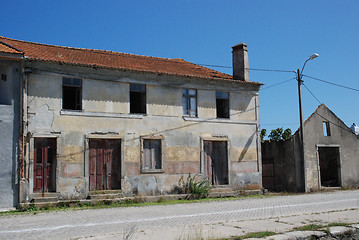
[0,36,263,205]
[0,42,22,209]
[262,104,359,192]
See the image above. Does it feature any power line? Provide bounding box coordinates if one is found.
[302,83,322,104]
[302,74,359,92]
[195,63,294,73]
[195,63,232,69]
[261,78,296,90]
[247,68,295,73]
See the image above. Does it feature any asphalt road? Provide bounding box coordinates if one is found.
[0,190,358,240]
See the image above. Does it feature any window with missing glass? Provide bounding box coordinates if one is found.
[130,84,146,114]
[216,92,229,118]
[62,77,82,110]
[182,89,197,117]
[142,139,162,172]
[323,121,331,136]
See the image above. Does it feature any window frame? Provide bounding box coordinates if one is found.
[62,77,82,111]
[216,91,230,119]
[323,121,331,136]
[140,137,164,173]
[130,83,146,114]
[182,88,197,117]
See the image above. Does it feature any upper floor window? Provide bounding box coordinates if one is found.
[323,121,331,136]
[216,92,229,118]
[130,84,146,114]
[62,77,82,110]
[182,89,197,117]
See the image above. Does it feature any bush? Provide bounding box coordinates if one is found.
[178,174,212,199]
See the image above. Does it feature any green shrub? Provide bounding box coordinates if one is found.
[28,203,38,212]
[178,174,212,199]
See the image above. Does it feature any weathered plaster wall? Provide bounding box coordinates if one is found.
[0,61,20,209]
[303,106,359,191]
[24,63,261,199]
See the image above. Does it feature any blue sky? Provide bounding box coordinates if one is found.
[2,1,358,133]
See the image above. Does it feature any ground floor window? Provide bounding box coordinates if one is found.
[142,139,163,172]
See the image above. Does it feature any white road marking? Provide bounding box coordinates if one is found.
[0,198,357,234]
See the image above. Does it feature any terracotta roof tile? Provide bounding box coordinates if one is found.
[0,41,23,54]
[0,36,261,84]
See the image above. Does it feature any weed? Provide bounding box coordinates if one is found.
[157,196,166,203]
[28,204,38,212]
[294,224,323,231]
[40,203,52,211]
[327,222,352,227]
[178,174,212,199]
[234,231,277,239]
[57,201,70,208]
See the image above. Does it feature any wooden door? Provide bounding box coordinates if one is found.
[89,139,121,191]
[203,141,228,185]
[33,138,56,193]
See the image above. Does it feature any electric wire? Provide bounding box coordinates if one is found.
[247,68,295,73]
[302,74,359,92]
[261,78,296,90]
[195,63,294,73]
[302,83,322,105]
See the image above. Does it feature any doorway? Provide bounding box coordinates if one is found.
[203,141,228,185]
[89,139,121,191]
[33,138,57,193]
[318,147,341,187]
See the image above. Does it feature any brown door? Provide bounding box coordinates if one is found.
[34,138,57,193]
[203,141,228,185]
[89,139,121,191]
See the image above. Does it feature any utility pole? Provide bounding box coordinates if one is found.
[297,69,305,192]
[297,53,319,192]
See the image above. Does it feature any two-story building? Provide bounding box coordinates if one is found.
[0,36,262,203]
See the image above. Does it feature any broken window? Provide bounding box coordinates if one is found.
[323,121,331,136]
[216,92,229,118]
[182,89,197,117]
[142,139,162,171]
[62,77,82,110]
[130,84,146,114]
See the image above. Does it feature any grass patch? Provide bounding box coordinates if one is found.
[233,231,277,239]
[294,224,323,231]
[327,222,352,227]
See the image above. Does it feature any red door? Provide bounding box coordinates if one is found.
[34,138,57,193]
[203,141,228,185]
[89,139,121,191]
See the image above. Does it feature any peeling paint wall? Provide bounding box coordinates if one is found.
[0,60,20,208]
[303,106,359,191]
[22,62,261,200]
[261,105,359,193]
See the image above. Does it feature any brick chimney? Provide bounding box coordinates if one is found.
[232,43,250,81]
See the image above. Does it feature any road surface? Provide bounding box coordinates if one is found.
[0,190,358,239]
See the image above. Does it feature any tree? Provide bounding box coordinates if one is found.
[282,128,292,140]
[260,129,267,141]
[268,128,283,140]
[267,127,292,141]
